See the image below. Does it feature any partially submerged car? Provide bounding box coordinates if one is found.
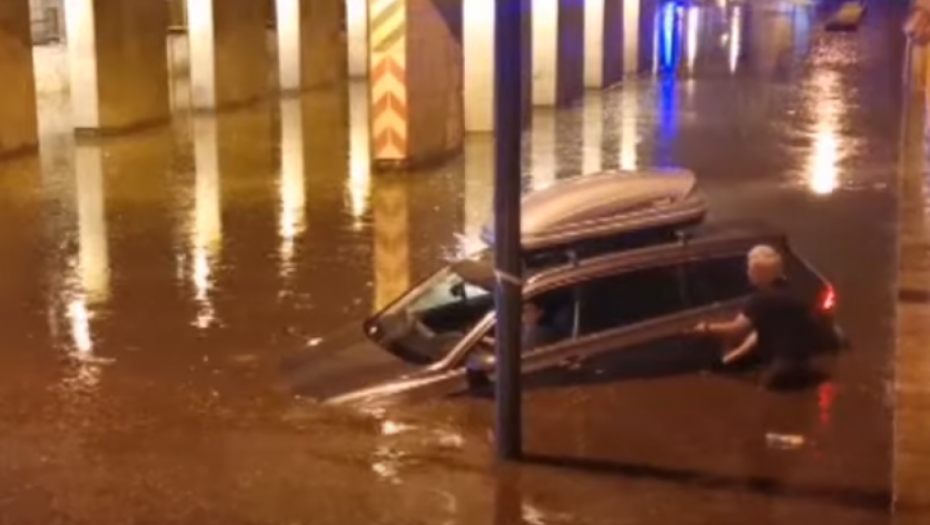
[281,169,842,408]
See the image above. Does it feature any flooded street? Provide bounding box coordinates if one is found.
[0,0,912,523]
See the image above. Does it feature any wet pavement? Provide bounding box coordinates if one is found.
[0,0,915,523]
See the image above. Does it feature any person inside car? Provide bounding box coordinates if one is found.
[522,300,558,352]
[693,244,820,388]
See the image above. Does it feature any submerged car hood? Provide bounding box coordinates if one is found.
[279,323,419,402]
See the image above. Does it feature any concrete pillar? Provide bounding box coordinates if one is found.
[186,0,268,111]
[623,0,640,74]
[585,0,625,88]
[65,0,170,135]
[347,0,369,77]
[684,5,701,74]
[641,0,657,74]
[463,0,532,133]
[533,0,585,106]
[368,0,464,170]
[727,5,744,74]
[0,0,39,158]
[276,0,347,93]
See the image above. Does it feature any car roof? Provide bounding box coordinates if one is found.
[480,168,707,251]
[453,220,787,292]
[525,220,788,288]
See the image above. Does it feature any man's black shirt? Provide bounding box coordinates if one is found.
[742,278,817,362]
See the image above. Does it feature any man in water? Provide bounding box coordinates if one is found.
[694,245,820,388]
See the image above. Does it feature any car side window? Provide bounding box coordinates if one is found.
[577,265,686,335]
[524,287,578,350]
[684,255,753,307]
[475,287,578,350]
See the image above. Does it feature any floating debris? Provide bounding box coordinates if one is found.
[766,433,806,450]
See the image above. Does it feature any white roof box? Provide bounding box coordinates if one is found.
[481,168,707,251]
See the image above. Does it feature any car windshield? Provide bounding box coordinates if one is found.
[367,252,495,365]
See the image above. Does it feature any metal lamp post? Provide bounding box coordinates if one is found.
[492,0,525,460]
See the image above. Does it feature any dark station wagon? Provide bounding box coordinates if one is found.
[281,169,842,408]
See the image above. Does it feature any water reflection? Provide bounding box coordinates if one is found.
[729,6,743,73]
[462,137,493,256]
[279,98,306,276]
[686,6,701,71]
[372,175,410,311]
[74,146,110,305]
[530,110,558,189]
[619,85,639,170]
[59,143,112,391]
[349,83,372,229]
[190,116,222,328]
[807,71,842,195]
[583,95,604,173]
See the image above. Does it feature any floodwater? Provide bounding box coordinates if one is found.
[0,0,913,523]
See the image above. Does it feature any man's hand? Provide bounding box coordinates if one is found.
[690,321,711,335]
[906,4,930,45]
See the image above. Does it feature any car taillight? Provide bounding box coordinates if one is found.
[820,285,836,311]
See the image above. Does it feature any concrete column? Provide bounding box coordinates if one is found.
[727,5,744,74]
[533,0,585,106]
[186,0,268,111]
[623,0,640,74]
[0,0,38,158]
[368,0,464,170]
[65,0,170,135]
[276,0,347,93]
[463,0,532,133]
[683,5,702,74]
[641,0,657,74]
[347,0,369,77]
[585,0,624,88]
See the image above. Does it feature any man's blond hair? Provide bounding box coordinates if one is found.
[747,245,784,277]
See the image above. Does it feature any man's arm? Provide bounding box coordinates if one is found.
[704,313,753,339]
[722,330,758,364]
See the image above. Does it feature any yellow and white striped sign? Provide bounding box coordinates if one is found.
[369,0,408,164]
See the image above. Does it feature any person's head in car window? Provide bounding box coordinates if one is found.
[522,300,557,351]
[522,301,544,328]
[747,244,785,288]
